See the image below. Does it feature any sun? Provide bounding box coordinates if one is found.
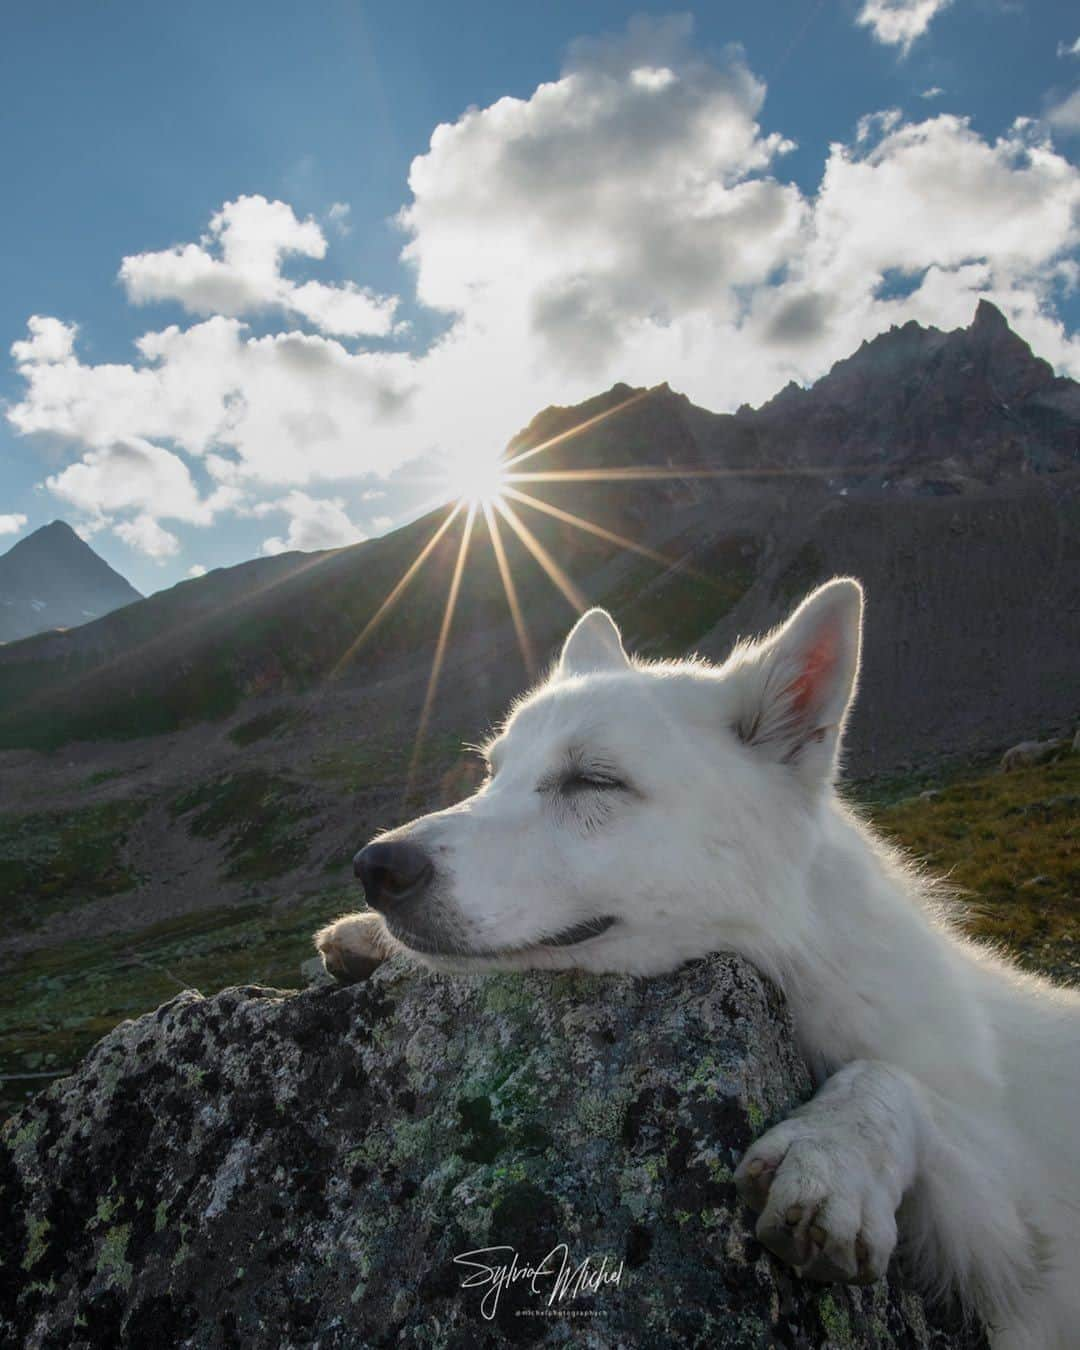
[450,453,508,508]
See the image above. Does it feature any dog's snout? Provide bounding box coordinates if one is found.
[353,840,434,912]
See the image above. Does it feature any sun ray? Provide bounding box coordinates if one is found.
[493,498,588,613]
[481,500,535,677]
[502,486,692,574]
[505,464,841,484]
[501,387,652,471]
[406,503,477,799]
[329,502,463,681]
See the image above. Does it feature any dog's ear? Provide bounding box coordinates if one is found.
[731,578,863,786]
[558,608,630,677]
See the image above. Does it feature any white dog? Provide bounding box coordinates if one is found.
[317,580,1080,1348]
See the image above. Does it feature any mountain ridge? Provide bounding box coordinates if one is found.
[0,300,1075,771]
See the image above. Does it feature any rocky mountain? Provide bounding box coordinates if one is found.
[0,301,1075,773]
[0,952,985,1348]
[0,521,142,644]
[740,297,1079,482]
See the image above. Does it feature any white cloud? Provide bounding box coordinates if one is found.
[395,32,1080,405]
[7,16,1080,557]
[328,202,352,236]
[0,513,28,537]
[1046,89,1080,135]
[400,16,801,376]
[10,316,417,487]
[1057,38,1080,59]
[258,491,366,556]
[44,437,236,525]
[114,514,180,561]
[920,86,945,100]
[120,195,398,338]
[187,563,208,578]
[371,514,394,533]
[856,0,952,55]
[811,116,1079,282]
[11,316,76,365]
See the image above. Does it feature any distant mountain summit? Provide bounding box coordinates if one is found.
[0,521,142,643]
[746,299,1077,483]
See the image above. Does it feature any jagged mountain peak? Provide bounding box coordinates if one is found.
[972,297,1009,335]
[745,298,1069,478]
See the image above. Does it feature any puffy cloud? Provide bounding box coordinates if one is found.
[1046,89,1080,135]
[10,317,417,485]
[120,195,398,338]
[1058,38,1080,59]
[394,33,1080,407]
[400,16,801,375]
[258,491,366,556]
[114,514,180,561]
[0,513,28,537]
[920,86,944,100]
[856,0,952,55]
[810,116,1079,283]
[44,438,238,525]
[11,316,76,365]
[187,563,208,578]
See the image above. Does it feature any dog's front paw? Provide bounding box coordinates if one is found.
[315,912,391,984]
[734,1116,899,1285]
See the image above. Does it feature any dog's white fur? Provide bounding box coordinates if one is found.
[317,580,1080,1347]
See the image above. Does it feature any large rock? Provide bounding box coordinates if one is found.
[1,954,984,1348]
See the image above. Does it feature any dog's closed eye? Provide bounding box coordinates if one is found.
[559,770,626,794]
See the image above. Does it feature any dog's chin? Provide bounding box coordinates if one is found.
[383,914,618,961]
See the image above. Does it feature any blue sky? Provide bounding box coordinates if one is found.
[2,1,1078,594]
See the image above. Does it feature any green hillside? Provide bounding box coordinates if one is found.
[2,748,1075,1120]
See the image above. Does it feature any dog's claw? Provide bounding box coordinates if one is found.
[734,1119,898,1288]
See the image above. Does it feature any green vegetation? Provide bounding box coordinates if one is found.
[0,888,353,1118]
[602,533,760,654]
[83,765,146,789]
[865,753,1079,969]
[170,770,317,882]
[311,730,468,794]
[227,708,304,747]
[0,653,245,751]
[0,800,148,932]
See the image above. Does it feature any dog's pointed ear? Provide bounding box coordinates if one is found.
[558,608,630,677]
[732,578,863,785]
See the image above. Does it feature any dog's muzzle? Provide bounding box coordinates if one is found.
[353,840,434,914]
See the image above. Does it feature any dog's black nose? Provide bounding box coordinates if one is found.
[353,840,433,912]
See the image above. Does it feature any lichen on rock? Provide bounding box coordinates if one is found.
[0,953,985,1348]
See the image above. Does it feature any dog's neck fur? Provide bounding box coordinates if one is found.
[761,795,1001,1111]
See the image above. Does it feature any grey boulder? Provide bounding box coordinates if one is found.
[1,953,985,1348]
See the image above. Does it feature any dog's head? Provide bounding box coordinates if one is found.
[355,577,863,976]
